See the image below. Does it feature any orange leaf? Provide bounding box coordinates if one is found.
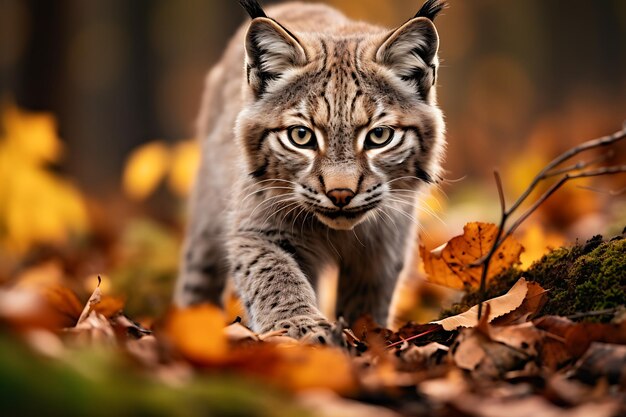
[42,285,84,327]
[272,347,356,394]
[420,222,524,290]
[93,295,125,319]
[165,305,227,363]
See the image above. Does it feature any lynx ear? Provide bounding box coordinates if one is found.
[376,17,440,101]
[245,18,307,97]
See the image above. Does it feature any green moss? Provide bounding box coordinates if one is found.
[440,234,626,322]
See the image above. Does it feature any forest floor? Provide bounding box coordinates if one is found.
[1,106,625,416]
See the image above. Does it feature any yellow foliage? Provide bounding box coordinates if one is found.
[1,104,62,163]
[168,140,200,197]
[518,224,565,269]
[0,104,88,254]
[122,141,170,201]
[122,139,199,200]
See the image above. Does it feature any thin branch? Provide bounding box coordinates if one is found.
[566,307,622,320]
[544,150,614,178]
[474,123,626,319]
[576,185,626,196]
[501,165,626,243]
[507,126,626,215]
[386,327,440,349]
[478,171,508,319]
[494,171,506,213]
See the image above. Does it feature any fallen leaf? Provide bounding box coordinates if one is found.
[395,342,449,371]
[224,322,259,343]
[451,305,539,379]
[42,285,84,327]
[433,278,530,331]
[420,222,524,290]
[573,343,626,385]
[298,389,402,417]
[66,310,117,346]
[165,305,228,363]
[534,316,626,358]
[450,394,619,417]
[488,322,544,358]
[271,346,356,393]
[492,280,548,326]
[76,277,102,325]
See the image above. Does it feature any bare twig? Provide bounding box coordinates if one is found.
[386,326,440,349]
[502,165,626,243]
[477,171,507,319]
[507,126,626,215]
[576,185,626,196]
[566,307,623,320]
[475,124,626,320]
[544,150,614,178]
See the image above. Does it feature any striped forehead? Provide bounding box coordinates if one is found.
[304,38,380,139]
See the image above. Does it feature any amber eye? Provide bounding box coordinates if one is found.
[365,127,394,149]
[287,126,317,149]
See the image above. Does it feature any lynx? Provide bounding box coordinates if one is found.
[175,0,447,344]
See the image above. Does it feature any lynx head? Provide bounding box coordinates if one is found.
[236,0,447,230]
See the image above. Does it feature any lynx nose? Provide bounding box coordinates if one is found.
[326,189,355,208]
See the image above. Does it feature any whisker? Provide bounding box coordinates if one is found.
[375,206,400,234]
[242,186,294,202]
[291,206,308,235]
[249,194,296,218]
[278,201,304,231]
[382,202,421,229]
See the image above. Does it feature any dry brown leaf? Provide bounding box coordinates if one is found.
[42,285,83,327]
[488,322,544,357]
[449,394,619,417]
[0,288,67,329]
[451,305,539,378]
[420,222,524,290]
[573,343,626,386]
[298,390,402,417]
[67,310,117,346]
[395,342,449,371]
[224,322,259,343]
[492,280,548,326]
[534,316,626,358]
[76,278,102,325]
[92,295,125,319]
[433,278,530,331]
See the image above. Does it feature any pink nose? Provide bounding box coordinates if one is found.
[326,189,355,208]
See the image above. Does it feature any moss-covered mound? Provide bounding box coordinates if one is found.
[441,233,626,321]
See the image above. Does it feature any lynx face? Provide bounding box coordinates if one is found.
[235,8,445,231]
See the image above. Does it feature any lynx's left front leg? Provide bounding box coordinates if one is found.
[336,227,412,327]
[229,231,335,344]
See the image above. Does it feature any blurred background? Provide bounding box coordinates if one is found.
[1,0,625,322]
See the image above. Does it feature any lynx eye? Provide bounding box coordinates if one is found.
[287,126,317,149]
[365,127,394,149]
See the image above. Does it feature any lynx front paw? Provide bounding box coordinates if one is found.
[275,316,346,346]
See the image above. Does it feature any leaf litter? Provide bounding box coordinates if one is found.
[1,225,625,416]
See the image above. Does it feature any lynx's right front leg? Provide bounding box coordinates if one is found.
[229,233,333,343]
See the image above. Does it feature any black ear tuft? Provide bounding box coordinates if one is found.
[239,0,267,19]
[414,0,447,21]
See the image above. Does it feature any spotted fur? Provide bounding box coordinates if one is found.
[175,1,447,343]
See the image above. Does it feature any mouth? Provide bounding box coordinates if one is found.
[313,202,380,229]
